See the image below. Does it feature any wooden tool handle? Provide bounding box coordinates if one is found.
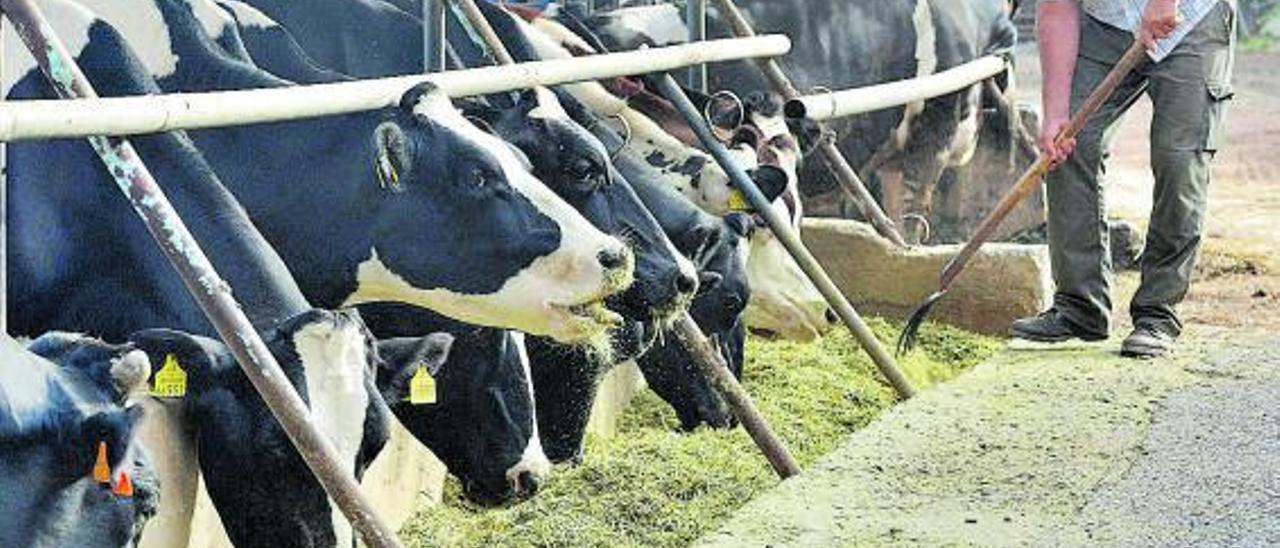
[939,40,1147,288]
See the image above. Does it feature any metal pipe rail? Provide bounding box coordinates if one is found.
[784,55,1009,121]
[0,34,790,141]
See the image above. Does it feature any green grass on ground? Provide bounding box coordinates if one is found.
[401,319,1001,548]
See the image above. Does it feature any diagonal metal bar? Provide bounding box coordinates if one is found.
[0,1,402,546]
[709,0,908,248]
[653,73,917,401]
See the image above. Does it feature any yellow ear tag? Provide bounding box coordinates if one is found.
[408,365,436,405]
[727,189,752,212]
[151,353,188,398]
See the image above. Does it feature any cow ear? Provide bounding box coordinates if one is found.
[70,405,144,481]
[747,165,789,203]
[129,328,227,390]
[373,121,413,192]
[375,334,454,403]
[398,82,441,113]
[724,212,755,239]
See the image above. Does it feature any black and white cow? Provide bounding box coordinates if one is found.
[697,0,1019,242]
[68,0,636,346]
[4,5,418,546]
[1,334,158,548]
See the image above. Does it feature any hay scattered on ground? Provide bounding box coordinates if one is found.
[401,318,1000,548]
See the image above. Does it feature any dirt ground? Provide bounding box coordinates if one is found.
[1017,47,1280,333]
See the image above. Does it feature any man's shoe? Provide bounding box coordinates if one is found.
[1010,309,1107,343]
[1121,324,1176,359]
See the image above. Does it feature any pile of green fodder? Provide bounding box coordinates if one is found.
[401,318,1000,548]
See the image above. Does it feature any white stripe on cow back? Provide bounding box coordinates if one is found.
[216,0,279,29]
[3,0,94,97]
[505,332,551,489]
[63,0,181,79]
[291,319,371,548]
[892,0,937,150]
[187,0,236,42]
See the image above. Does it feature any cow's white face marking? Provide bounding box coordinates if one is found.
[2,0,94,97]
[136,397,199,548]
[64,0,180,79]
[216,0,279,29]
[743,229,830,342]
[291,320,370,548]
[526,87,569,121]
[504,333,550,492]
[346,93,631,344]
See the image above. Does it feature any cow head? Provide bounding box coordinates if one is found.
[344,83,635,348]
[461,89,698,358]
[365,304,549,507]
[638,213,754,430]
[3,335,158,548]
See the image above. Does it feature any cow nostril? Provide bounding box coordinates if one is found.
[597,247,627,271]
[516,471,541,497]
[825,308,839,324]
[674,272,698,295]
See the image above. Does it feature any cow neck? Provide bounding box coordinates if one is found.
[131,131,314,333]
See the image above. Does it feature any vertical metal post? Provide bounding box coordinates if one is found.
[710,0,909,248]
[654,73,917,400]
[0,1,402,546]
[685,0,707,91]
[0,9,6,336]
[423,0,447,72]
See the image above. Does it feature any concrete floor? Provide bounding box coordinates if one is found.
[698,328,1280,547]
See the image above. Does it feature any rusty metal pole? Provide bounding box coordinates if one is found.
[423,0,446,72]
[452,0,803,477]
[671,314,799,477]
[0,2,402,546]
[685,0,707,91]
[1,13,6,335]
[654,73,917,400]
[709,0,908,248]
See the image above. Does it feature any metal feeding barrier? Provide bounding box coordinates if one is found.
[0,0,792,544]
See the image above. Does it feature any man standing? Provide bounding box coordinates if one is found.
[1011,0,1236,357]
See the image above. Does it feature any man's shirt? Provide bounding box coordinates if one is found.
[1071,0,1229,60]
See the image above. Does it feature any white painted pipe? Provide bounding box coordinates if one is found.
[785,55,1007,121]
[0,35,790,141]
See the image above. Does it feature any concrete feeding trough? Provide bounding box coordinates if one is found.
[800,218,1052,335]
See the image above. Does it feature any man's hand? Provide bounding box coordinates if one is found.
[1139,0,1182,51]
[1040,114,1075,166]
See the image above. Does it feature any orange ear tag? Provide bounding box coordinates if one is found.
[112,471,134,497]
[92,441,111,484]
